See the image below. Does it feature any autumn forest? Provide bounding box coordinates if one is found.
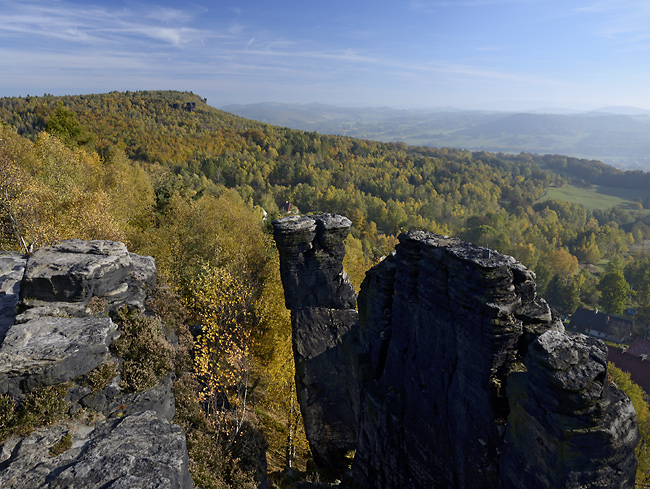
[2,90,650,487]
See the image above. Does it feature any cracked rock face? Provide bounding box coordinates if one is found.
[0,316,118,396]
[274,214,356,311]
[501,331,638,489]
[0,240,157,400]
[0,240,192,488]
[273,218,639,489]
[0,254,26,344]
[0,410,193,489]
[351,230,566,489]
[20,239,155,317]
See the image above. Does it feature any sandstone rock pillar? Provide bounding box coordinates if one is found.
[273,217,639,488]
[273,214,359,474]
[352,231,562,488]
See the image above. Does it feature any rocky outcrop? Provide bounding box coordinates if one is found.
[273,214,359,474]
[0,410,192,488]
[0,316,118,396]
[501,331,638,489]
[273,217,639,488]
[19,239,155,318]
[0,240,192,488]
[274,214,356,311]
[0,254,25,344]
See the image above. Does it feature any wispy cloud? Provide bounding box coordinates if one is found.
[226,41,560,88]
[0,1,209,48]
[1,0,547,85]
[0,0,572,107]
[572,1,650,44]
[0,47,150,72]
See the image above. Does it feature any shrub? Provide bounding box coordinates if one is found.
[0,384,69,442]
[49,433,73,457]
[111,309,175,392]
[83,359,119,393]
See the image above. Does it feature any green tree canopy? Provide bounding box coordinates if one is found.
[45,105,94,148]
[597,269,632,315]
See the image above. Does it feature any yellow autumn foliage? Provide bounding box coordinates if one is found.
[251,251,309,469]
[0,125,155,250]
[183,262,254,444]
[608,363,650,485]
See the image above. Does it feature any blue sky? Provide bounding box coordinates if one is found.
[2,0,650,111]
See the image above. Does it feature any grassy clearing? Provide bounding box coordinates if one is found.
[539,184,650,214]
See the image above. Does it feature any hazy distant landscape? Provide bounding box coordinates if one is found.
[221,103,650,171]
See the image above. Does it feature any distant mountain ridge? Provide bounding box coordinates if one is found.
[592,106,650,116]
[220,102,650,170]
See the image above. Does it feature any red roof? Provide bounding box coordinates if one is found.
[608,342,650,393]
[625,337,650,358]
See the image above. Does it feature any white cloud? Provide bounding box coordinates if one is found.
[0,1,208,48]
[573,1,650,42]
[0,0,583,108]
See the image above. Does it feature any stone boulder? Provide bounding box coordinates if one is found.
[75,373,176,422]
[19,239,155,317]
[0,410,193,488]
[0,316,118,397]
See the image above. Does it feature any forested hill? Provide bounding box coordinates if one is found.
[4,89,650,485]
[2,90,650,313]
[4,91,650,192]
[1,90,553,238]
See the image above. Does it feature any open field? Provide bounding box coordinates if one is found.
[539,184,650,214]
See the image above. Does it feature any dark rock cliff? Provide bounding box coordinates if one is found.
[501,331,638,488]
[273,214,359,474]
[273,216,639,489]
[0,240,193,489]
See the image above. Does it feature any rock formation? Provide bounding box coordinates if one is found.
[273,216,639,489]
[501,331,638,489]
[0,240,192,488]
[273,214,359,474]
[0,411,192,488]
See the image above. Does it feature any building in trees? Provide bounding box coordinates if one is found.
[571,306,634,343]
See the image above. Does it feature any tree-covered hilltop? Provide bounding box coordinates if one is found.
[3,89,650,485]
[3,90,650,314]
[2,90,553,238]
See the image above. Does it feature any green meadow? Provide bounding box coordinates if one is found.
[539,184,650,214]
